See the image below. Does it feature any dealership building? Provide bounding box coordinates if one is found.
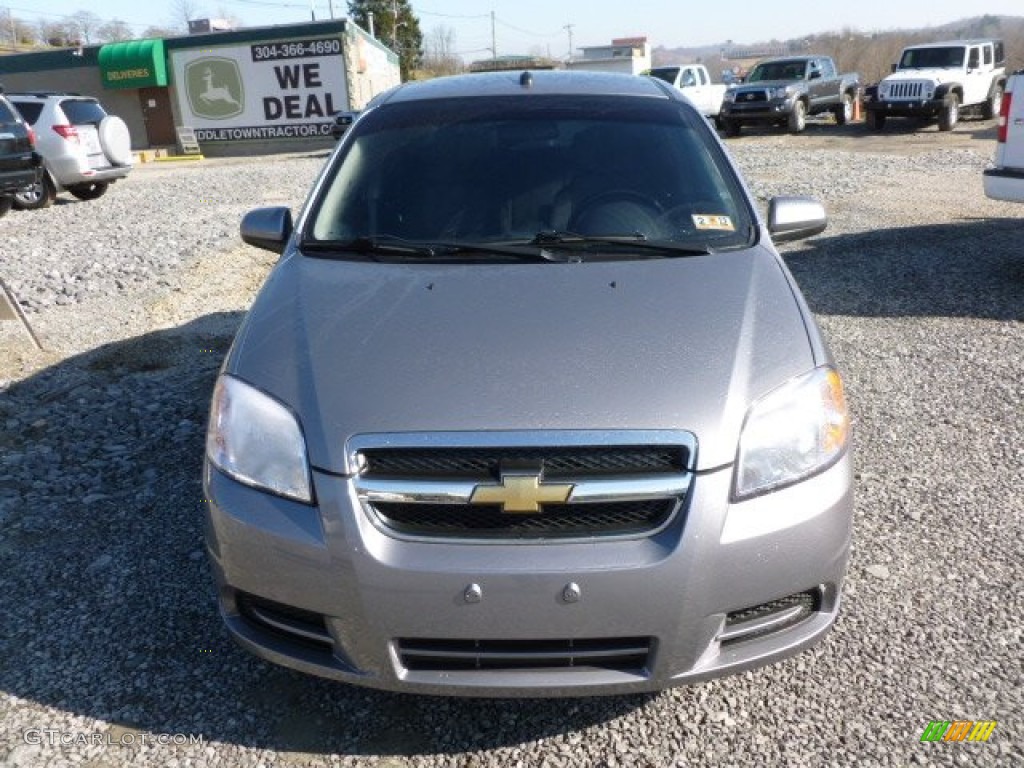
[0,19,400,155]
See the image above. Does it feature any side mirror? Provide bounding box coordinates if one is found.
[808,70,821,80]
[767,196,827,242]
[891,63,898,73]
[240,206,293,254]
[331,111,358,138]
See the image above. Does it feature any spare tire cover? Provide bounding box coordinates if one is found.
[98,115,133,166]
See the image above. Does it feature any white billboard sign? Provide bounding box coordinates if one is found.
[171,36,349,142]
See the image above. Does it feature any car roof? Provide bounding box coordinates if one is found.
[904,39,1000,49]
[378,70,672,105]
[756,56,819,64]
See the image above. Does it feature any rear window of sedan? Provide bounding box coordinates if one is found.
[308,94,754,253]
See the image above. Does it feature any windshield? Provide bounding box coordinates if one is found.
[306,94,754,259]
[746,61,807,82]
[899,47,964,69]
[647,67,681,85]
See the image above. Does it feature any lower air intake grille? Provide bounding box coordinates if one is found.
[236,592,333,652]
[398,637,652,672]
[720,589,820,646]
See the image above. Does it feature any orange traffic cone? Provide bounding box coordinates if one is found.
[853,94,862,122]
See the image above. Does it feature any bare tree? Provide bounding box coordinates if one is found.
[143,24,179,38]
[422,25,461,77]
[70,10,102,45]
[38,18,79,47]
[170,0,204,31]
[97,19,135,42]
[1,10,37,48]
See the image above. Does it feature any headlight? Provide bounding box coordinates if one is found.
[734,366,849,499]
[772,86,790,100]
[206,375,313,503]
[724,89,737,103]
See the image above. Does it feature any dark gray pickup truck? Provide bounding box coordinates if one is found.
[720,56,860,136]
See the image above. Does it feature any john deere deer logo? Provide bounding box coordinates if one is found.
[185,57,244,119]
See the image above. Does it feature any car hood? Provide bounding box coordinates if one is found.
[733,80,798,91]
[884,68,959,85]
[227,246,817,473]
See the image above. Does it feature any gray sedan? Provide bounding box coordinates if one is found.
[203,70,853,697]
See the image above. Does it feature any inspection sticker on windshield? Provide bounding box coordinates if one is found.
[692,214,735,231]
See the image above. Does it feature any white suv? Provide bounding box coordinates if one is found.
[864,39,1006,131]
[7,92,133,209]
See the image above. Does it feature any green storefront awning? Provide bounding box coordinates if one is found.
[98,39,168,89]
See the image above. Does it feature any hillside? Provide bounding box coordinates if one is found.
[652,14,1024,84]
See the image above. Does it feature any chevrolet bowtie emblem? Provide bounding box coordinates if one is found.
[469,470,574,514]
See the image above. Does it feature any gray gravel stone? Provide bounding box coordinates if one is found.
[0,132,1021,768]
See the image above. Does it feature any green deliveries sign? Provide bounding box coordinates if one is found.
[98,39,168,90]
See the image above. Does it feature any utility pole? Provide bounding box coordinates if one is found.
[393,0,399,48]
[564,24,574,62]
[6,8,17,49]
[491,10,496,60]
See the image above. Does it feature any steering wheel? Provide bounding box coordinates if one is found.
[569,189,663,235]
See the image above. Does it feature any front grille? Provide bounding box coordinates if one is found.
[737,90,768,103]
[236,592,334,652]
[360,445,688,479]
[397,637,652,672]
[351,432,695,541]
[886,81,925,100]
[375,498,677,538]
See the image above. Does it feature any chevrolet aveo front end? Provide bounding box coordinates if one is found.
[203,71,853,697]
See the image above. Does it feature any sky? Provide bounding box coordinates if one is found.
[15,1,1024,59]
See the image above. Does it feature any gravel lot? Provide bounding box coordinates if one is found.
[1,119,1022,767]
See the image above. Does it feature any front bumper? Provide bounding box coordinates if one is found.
[204,453,853,697]
[720,98,796,124]
[864,96,948,118]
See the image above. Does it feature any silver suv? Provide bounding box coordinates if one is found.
[7,92,133,209]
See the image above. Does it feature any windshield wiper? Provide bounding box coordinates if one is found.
[302,235,564,261]
[302,235,438,257]
[528,230,715,256]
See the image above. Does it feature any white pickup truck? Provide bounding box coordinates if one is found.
[983,71,1024,202]
[644,65,727,120]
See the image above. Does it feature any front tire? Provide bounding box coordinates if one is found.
[723,119,741,137]
[68,182,109,201]
[938,93,959,131]
[834,93,853,125]
[13,174,56,210]
[866,110,885,131]
[788,100,807,133]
